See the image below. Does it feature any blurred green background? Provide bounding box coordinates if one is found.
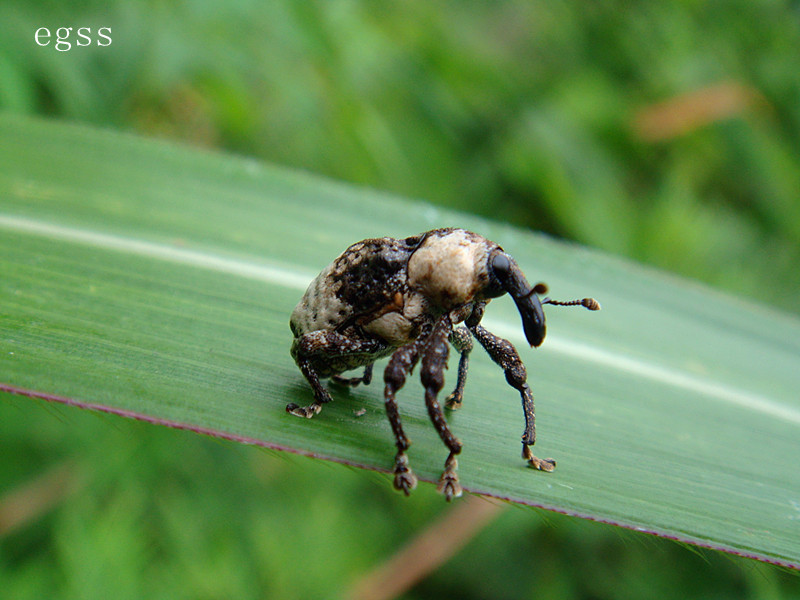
[1,1,799,598]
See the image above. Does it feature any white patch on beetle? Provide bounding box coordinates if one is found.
[363,311,414,345]
[407,229,491,310]
[401,290,428,322]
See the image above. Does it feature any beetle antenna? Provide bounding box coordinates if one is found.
[543,297,601,311]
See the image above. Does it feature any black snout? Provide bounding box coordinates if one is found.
[514,290,546,347]
[490,253,546,347]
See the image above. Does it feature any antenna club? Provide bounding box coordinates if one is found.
[583,298,601,311]
[543,297,601,311]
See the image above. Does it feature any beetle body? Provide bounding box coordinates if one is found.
[287,228,598,500]
[290,230,499,371]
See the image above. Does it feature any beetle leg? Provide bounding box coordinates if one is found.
[288,332,384,418]
[331,363,373,387]
[469,324,556,472]
[445,326,472,410]
[439,452,461,501]
[286,357,333,418]
[383,333,429,495]
[422,316,463,501]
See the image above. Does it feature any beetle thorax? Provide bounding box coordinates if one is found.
[407,229,492,311]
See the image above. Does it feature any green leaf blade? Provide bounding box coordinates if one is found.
[1,114,799,569]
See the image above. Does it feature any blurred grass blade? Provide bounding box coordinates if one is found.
[1,114,799,569]
[0,461,80,537]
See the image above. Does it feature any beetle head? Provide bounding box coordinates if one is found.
[488,252,547,347]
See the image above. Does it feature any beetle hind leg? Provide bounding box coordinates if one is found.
[286,357,333,418]
[288,331,384,418]
[331,363,373,387]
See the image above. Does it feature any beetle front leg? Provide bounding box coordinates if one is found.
[445,326,472,410]
[383,337,426,495]
[422,317,464,500]
[470,324,556,472]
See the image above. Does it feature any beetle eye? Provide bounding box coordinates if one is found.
[491,253,511,282]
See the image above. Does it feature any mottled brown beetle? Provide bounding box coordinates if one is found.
[287,228,599,500]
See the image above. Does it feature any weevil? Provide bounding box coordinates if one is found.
[287,228,599,500]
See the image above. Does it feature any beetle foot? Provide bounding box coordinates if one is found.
[437,453,462,501]
[444,392,462,411]
[522,444,556,472]
[393,453,418,495]
[285,402,322,418]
